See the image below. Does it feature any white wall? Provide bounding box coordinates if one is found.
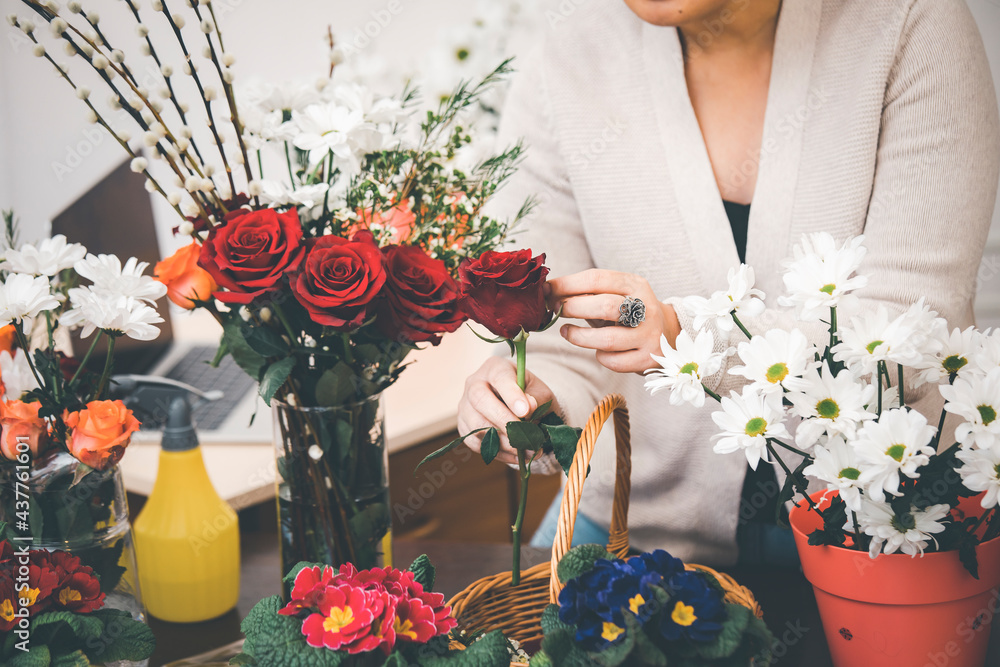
[0,0,998,322]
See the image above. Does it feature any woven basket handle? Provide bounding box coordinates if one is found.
[548,394,631,603]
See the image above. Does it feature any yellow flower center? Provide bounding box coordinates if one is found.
[978,405,997,426]
[819,284,836,295]
[865,340,885,354]
[0,599,14,622]
[393,616,418,641]
[629,594,645,615]
[942,355,968,374]
[601,622,625,642]
[19,588,40,607]
[838,467,861,481]
[679,362,699,376]
[816,398,840,420]
[323,606,355,633]
[765,362,789,384]
[671,601,698,627]
[744,417,767,437]
[59,588,82,606]
[885,444,906,462]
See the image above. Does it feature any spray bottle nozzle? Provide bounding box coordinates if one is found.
[109,374,221,433]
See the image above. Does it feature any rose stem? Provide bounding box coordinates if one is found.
[511,334,530,587]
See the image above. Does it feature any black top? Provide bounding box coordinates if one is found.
[721,200,784,526]
[723,200,750,263]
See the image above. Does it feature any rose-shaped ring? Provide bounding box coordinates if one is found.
[617,296,646,328]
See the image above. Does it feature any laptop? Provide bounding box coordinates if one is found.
[50,159,272,444]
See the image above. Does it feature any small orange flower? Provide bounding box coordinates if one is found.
[64,400,140,471]
[355,200,416,244]
[154,242,219,309]
[0,325,16,357]
[0,400,48,461]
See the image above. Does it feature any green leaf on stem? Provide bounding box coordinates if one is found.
[541,424,581,475]
[505,421,545,451]
[243,324,288,358]
[315,362,358,407]
[774,457,810,528]
[480,428,501,465]
[529,399,553,422]
[465,324,507,345]
[218,321,266,379]
[414,428,490,474]
[807,495,848,547]
[259,357,296,406]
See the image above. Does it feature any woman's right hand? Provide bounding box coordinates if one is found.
[458,356,557,466]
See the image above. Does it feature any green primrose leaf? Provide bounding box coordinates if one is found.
[259,357,296,406]
[229,653,257,665]
[7,645,50,667]
[557,544,615,584]
[31,610,104,644]
[480,428,501,465]
[505,421,546,451]
[51,650,90,667]
[417,629,509,666]
[694,603,751,660]
[86,608,156,663]
[241,595,345,667]
[407,554,436,590]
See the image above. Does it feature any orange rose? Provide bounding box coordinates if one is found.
[64,400,140,471]
[154,242,219,309]
[0,400,49,461]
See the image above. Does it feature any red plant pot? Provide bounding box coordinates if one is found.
[789,491,1000,667]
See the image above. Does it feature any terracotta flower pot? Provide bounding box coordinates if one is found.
[789,491,1000,667]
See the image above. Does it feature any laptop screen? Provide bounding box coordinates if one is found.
[50,159,174,374]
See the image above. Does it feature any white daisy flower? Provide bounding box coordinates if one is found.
[853,500,949,558]
[258,180,331,209]
[786,364,876,448]
[803,435,865,511]
[976,330,1000,375]
[729,328,819,395]
[940,368,1000,451]
[778,233,868,321]
[832,305,929,377]
[2,234,87,276]
[74,254,167,304]
[912,326,985,387]
[0,349,39,401]
[61,288,163,341]
[0,273,61,326]
[854,408,937,502]
[956,446,1000,509]
[710,386,788,470]
[333,83,406,125]
[291,103,367,159]
[645,331,728,408]
[682,264,766,333]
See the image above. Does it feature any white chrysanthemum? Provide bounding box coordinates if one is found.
[258,180,331,209]
[682,264,766,333]
[940,368,1000,451]
[2,234,86,276]
[853,500,949,558]
[912,326,985,387]
[956,446,1000,509]
[291,103,367,159]
[976,330,1000,375]
[645,331,728,408]
[0,273,61,326]
[710,386,788,470]
[729,328,819,395]
[245,79,322,113]
[803,435,865,511]
[832,305,927,376]
[786,364,876,448]
[61,288,163,341]
[74,254,167,304]
[333,83,406,125]
[778,233,868,321]
[0,349,39,401]
[854,408,937,502]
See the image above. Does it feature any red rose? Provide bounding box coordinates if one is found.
[378,246,465,345]
[290,231,386,329]
[459,249,552,340]
[198,207,304,304]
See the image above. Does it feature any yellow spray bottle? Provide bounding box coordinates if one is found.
[133,395,240,622]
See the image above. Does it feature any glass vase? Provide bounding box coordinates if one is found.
[0,450,147,667]
[272,395,392,590]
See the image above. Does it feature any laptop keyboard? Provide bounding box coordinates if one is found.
[162,345,257,430]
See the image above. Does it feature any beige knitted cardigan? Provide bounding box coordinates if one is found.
[487,0,999,565]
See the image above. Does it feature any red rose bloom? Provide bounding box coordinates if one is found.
[198,207,304,304]
[290,231,386,329]
[378,245,465,345]
[459,249,552,340]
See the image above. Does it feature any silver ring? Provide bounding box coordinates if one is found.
[618,296,646,328]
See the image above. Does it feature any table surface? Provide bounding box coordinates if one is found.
[148,532,1000,666]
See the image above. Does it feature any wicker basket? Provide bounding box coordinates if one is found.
[447,394,763,664]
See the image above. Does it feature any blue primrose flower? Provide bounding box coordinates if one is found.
[658,571,727,643]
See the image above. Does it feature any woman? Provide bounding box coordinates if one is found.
[457,0,999,566]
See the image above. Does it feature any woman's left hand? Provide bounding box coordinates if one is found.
[547,269,682,374]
